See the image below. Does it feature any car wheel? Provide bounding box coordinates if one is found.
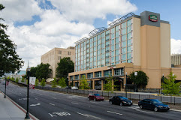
[154,107,158,112]
[139,105,143,109]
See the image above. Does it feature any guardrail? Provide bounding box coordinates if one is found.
[10,81,181,104]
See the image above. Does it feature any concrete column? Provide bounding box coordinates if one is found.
[101,80,104,91]
[92,80,95,90]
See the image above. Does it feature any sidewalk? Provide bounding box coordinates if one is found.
[0,91,36,120]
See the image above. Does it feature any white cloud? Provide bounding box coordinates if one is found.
[171,39,181,54]
[1,0,138,70]
[49,0,137,23]
[0,0,42,22]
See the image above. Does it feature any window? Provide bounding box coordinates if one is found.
[127,26,132,33]
[114,69,120,76]
[127,19,132,26]
[122,48,126,54]
[121,22,126,28]
[87,73,93,78]
[121,28,126,35]
[68,51,71,55]
[59,51,62,54]
[104,70,112,77]
[115,50,119,55]
[127,46,132,52]
[128,39,132,46]
[122,41,126,48]
[127,32,132,40]
[127,53,132,59]
[121,54,126,61]
[58,56,61,60]
[116,25,120,31]
[75,75,79,80]
[122,35,126,41]
[95,71,102,77]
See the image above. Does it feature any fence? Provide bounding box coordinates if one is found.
[35,86,181,104]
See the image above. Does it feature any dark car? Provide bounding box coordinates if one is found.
[65,86,71,89]
[109,96,132,106]
[138,99,170,112]
[88,93,104,101]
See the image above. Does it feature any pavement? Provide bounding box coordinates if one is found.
[0,91,37,120]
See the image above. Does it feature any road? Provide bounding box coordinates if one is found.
[0,82,181,120]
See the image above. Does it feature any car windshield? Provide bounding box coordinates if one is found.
[152,99,162,104]
[94,94,100,96]
[118,96,128,100]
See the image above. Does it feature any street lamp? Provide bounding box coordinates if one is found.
[134,72,138,92]
[125,72,127,98]
[25,65,31,120]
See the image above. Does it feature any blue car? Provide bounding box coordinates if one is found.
[138,99,170,112]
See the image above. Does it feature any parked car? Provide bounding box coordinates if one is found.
[88,93,104,101]
[138,98,170,112]
[71,86,78,90]
[109,96,132,106]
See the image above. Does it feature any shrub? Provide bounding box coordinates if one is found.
[40,78,46,87]
[35,79,39,87]
[52,78,57,88]
[15,78,19,83]
[58,77,66,87]
[21,77,25,82]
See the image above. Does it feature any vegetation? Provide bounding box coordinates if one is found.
[21,77,25,82]
[104,75,117,92]
[35,63,52,80]
[58,77,66,87]
[130,71,149,89]
[0,4,24,77]
[35,79,39,87]
[56,57,74,85]
[15,78,19,83]
[162,72,181,95]
[79,75,89,89]
[40,78,46,87]
[51,78,57,88]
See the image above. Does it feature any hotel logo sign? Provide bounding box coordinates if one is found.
[149,15,158,22]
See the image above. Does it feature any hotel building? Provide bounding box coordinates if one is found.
[41,47,75,78]
[68,11,181,90]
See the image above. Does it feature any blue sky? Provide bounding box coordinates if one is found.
[1,0,181,70]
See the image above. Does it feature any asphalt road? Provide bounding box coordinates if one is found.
[0,82,181,120]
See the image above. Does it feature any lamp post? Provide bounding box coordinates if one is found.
[134,72,138,92]
[125,72,127,98]
[25,66,31,120]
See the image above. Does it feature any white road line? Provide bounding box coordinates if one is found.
[171,109,181,112]
[107,111,123,116]
[49,103,55,106]
[71,102,79,105]
[30,103,40,107]
[52,97,57,99]
[77,112,103,120]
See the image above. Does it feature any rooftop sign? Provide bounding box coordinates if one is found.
[149,15,158,22]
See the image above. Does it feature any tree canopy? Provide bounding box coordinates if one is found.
[129,71,149,88]
[0,4,24,76]
[56,57,74,78]
[162,72,181,95]
[35,63,52,80]
[79,75,90,89]
[104,75,117,92]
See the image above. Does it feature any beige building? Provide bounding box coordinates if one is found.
[68,11,181,90]
[171,54,181,66]
[41,47,75,78]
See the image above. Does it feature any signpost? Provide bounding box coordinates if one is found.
[29,77,36,89]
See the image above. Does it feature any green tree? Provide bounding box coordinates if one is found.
[79,75,89,89]
[40,78,46,87]
[104,75,116,92]
[130,71,149,89]
[56,57,74,80]
[35,63,52,80]
[0,4,24,77]
[162,72,181,95]
[30,67,37,77]
[35,79,39,87]
[51,78,57,88]
[58,77,66,87]
[21,77,25,82]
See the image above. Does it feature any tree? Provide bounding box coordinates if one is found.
[0,4,24,76]
[162,72,181,95]
[58,77,66,87]
[79,75,89,89]
[35,79,39,87]
[40,78,46,87]
[35,63,52,80]
[30,67,37,77]
[56,57,74,79]
[104,75,117,92]
[130,71,149,89]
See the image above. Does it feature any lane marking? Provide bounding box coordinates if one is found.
[130,106,153,113]
[107,111,123,116]
[71,102,79,105]
[77,112,103,120]
[49,103,55,106]
[30,103,40,107]
[171,109,181,112]
[52,97,57,99]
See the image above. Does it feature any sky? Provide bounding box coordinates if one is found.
[0,0,181,70]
